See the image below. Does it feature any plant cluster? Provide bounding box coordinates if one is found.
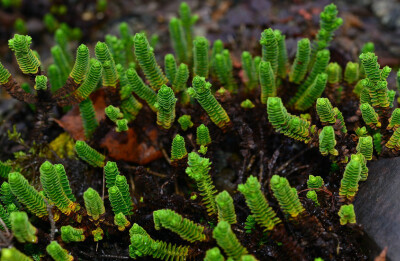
[0,2,395,260]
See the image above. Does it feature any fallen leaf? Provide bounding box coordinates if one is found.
[100,127,162,165]
[55,89,107,141]
[374,247,388,261]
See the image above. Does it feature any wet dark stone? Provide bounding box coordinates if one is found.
[354,157,400,260]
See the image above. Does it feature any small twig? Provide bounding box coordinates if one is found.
[258,151,264,183]
[161,147,171,165]
[124,165,167,178]
[43,198,55,241]
[275,148,310,173]
[283,165,310,177]
[102,168,105,200]
[0,218,10,237]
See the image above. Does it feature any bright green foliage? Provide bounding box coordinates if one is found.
[79,98,98,139]
[129,223,150,238]
[344,62,359,84]
[244,215,256,233]
[43,13,58,33]
[360,85,371,104]
[289,38,310,84]
[8,34,41,74]
[215,50,236,92]
[356,136,373,160]
[355,127,368,137]
[388,108,400,130]
[115,174,133,215]
[1,247,33,261]
[179,2,198,60]
[173,63,189,92]
[359,52,390,108]
[241,51,257,91]
[241,255,258,261]
[388,89,396,107]
[196,124,211,146]
[199,145,208,155]
[114,212,130,231]
[178,115,193,131]
[53,166,76,203]
[153,209,206,242]
[274,30,288,78]
[353,80,364,96]
[193,36,209,78]
[295,73,328,111]
[260,28,278,75]
[116,119,128,132]
[259,61,276,103]
[211,40,224,77]
[120,93,142,122]
[189,76,231,129]
[14,18,27,34]
[92,227,104,241]
[75,140,105,168]
[129,233,189,260]
[74,59,102,100]
[46,241,73,261]
[119,22,135,66]
[0,161,12,179]
[164,54,177,84]
[61,225,85,243]
[105,105,123,122]
[8,172,47,218]
[83,187,105,220]
[126,68,157,112]
[55,29,72,66]
[134,33,168,91]
[306,190,319,206]
[108,186,131,216]
[10,211,37,243]
[326,62,341,84]
[0,204,10,230]
[373,133,382,154]
[105,35,125,67]
[238,176,281,231]
[314,3,343,51]
[40,161,74,215]
[215,190,237,224]
[358,153,369,181]
[270,175,305,218]
[240,99,255,109]
[267,97,311,143]
[0,182,17,206]
[169,18,188,64]
[155,85,177,129]
[314,258,324,261]
[51,45,70,84]
[48,64,63,93]
[34,75,47,91]
[0,62,11,84]
[102,60,118,88]
[386,127,400,151]
[295,50,330,102]
[339,154,362,200]
[333,107,347,133]
[360,103,381,128]
[253,56,261,80]
[307,175,324,189]
[185,152,217,215]
[316,98,336,124]
[319,126,338,156]
[204,247,225,261]
[70,44,89,84]
[213,221,248,260]
[338,204,356,225]
[104,161,120,188]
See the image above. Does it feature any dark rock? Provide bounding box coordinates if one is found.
[354,157,400,260]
